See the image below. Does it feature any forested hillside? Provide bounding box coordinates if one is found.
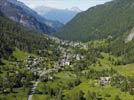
[0,14,56,60]
[109,33,134,64]
[56,0,134,41]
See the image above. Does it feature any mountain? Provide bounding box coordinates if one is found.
[35,6,81,24]
[55,0,134,41]
[0,0,63,34]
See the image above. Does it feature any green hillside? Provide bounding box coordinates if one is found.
[56,0,134,41]
[109,34,134,64]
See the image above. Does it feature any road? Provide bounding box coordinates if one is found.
[27,68,52,100]
[28,81,40,100]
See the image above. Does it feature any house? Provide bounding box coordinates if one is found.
[99,77,111,86]
[64,59,70,66]
[76,54,80,60]
[59,59,70,67]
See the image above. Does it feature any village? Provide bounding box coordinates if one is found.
[26,40,88,100]
[0,37,132,100]
[1,37,133,100]
[24,39,113,100]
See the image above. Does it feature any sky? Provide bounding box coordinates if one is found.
[18,0,112,11]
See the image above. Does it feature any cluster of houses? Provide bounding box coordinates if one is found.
[38,41,86,81]
[25,56,44,76]
[58,46,84,68]
[20,38,86,83]
[51,36,88,49]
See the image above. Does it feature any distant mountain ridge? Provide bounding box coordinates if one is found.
[35,6,81,24]
[0,0,63,34]
[55,0,134,41]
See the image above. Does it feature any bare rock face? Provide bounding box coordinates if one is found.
[0,0,63,34]
[125,28,134,43]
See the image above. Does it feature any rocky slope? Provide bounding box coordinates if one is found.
[0,0,63,34]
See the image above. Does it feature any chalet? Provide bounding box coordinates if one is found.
[100,77,111,86]
[76,54,80,60]
[59,59,70,67]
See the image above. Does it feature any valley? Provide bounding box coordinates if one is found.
[0,38,134,100]
[0,0,134,100]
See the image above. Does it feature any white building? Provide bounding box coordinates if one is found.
[100,77,111,86]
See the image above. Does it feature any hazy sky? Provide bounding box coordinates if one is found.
[18,0,112,11]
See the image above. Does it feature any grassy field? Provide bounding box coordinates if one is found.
[1,50,134,100]
[116,63,134,77]
[35,71,77,93]
[0,49,34,100]
[0,49,32,77]
[33,79,134,100]
[64,80,134,100]
[33,69,134,100]
[89,53,122,71]
[0,88,28,100]
[13,49,36,60]
[32,95,49,100]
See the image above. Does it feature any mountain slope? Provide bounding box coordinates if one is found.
[0,0,63,34]
[0,13,56,60]
[55,0,134,41]
[35,6,81,24]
